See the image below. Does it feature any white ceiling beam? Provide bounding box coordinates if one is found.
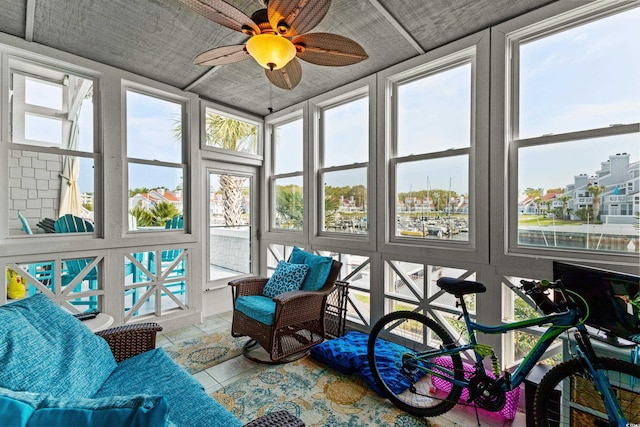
[183,66,222,92]
[25,0,36,42]
[367,0,425,55]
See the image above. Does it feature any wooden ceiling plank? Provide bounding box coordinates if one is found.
[367,0,425,55]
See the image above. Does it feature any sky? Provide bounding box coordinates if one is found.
[64,5,640,197]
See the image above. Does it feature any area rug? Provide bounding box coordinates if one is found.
[165,332,246,374]
[211,356,450,427]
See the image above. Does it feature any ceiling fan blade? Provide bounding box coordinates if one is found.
[194,45,250,66]
[177,0,259,35]
[293,33,368,66]
[265,58,302,90]
[267,0,331,37]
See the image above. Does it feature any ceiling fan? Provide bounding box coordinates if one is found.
[178,0,368,90]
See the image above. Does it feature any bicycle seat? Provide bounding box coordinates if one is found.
[437,277,486,296]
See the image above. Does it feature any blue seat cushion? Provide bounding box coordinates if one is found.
[0,294,116,399]
[289,247,333,291]
[262,261,309,298]
[310,331,422,396]
[235,296,276,326]
[94,348,242,427]
[0,387,169,427]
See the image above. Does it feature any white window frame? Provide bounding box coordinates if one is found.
[498,1,640,264]
[310,76,376,252]
[263,103,308,241]
[378,31,490,265]
[200,100,263,165]
[123,83,189,234]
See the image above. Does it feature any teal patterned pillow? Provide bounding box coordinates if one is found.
[262,261,310,298]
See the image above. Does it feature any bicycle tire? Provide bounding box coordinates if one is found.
[534,357,640,426]
[367,311,464,417]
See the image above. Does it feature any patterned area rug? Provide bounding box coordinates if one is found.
[212,356,448,427]
[165,332,246,374]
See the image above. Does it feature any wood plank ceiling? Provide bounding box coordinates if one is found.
[0,0,557,116]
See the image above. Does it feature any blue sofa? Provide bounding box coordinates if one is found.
[0,294,301,427]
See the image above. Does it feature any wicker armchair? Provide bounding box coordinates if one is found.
[229,260,343,363]
[96,322,163,362]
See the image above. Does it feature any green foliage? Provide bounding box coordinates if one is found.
[275,184,303,229]
[130,202,179,227]
[205,112,257,152]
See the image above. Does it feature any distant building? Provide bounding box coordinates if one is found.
[129,189,183,213]
[519,153,639,223]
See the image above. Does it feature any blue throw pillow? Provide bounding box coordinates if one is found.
[289,246,333,291]
[262,261,310,298]
[0,387,169,427]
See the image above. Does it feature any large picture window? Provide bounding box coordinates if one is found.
[509,5,640,255]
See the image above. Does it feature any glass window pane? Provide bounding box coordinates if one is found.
[396,156,469,241]
[323,97,368,166]
[517,134,639,253]
[8,149,94,236]
[387,261,423,301]
[273,176,303,230]
[24,114,62,145]
[204,109,258,154]
[209,172,252,281]
[397,63,472,156]
[25,78,63,110]
[273,119,303,175]
[519,8,640,138]
[128,163,184,231]
[126,91,182,163]
[322,167,367,234]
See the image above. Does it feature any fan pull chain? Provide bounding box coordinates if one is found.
[268,83,273,114]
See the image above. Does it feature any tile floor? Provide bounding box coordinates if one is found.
[156,312,528,427]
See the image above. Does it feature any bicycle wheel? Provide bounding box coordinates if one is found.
[367,311,464,417]
[534,357,640,426]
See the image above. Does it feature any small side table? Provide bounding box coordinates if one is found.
[81,313,114,332]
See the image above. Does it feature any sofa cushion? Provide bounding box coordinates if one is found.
[262,261,309,298]
[0,394,33,427]
[94,348,242,427]
[310,330,423,396]
[0,294,116,399]
[235,296,276,326]
[289,247,333,291]
[0,387,169,427]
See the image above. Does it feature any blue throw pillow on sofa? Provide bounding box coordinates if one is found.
[289,246,333,291]
[0,387,169,427]
[262,261,309,298]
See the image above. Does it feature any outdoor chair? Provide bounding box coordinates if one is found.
[229,249,343,363]
[54,214,98,310]
[18,211,33,235]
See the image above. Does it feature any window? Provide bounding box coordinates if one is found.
[270,116,304,231]
[390,57,473,243]
[8,60,95,236]
[509,4,640,255]
[126,89,185,231]
[202,107,259,155]
[319,94,369,235]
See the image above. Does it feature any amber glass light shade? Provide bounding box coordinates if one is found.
[246,34,296,71]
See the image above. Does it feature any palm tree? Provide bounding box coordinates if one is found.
[557,194,572,219]
[587,184,606,222]
[173,113,256,226]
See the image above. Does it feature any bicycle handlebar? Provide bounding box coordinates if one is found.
[520,279,565,315]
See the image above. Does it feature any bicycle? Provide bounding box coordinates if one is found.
[367,276,640,426]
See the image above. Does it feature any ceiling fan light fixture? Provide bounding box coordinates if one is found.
[246,34,296,71]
